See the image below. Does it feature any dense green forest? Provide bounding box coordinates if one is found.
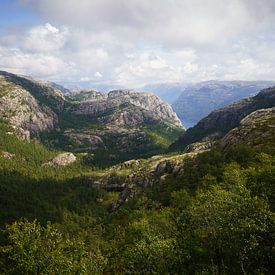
[0,116,274,274]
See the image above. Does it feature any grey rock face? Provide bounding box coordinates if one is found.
[220,107,275,148]
[0,71,65,113]
[0,71,183,160]
[70,89,183,128]
[69,90,107,101]
[43,152,76,167]
[64,130,105,150]
[184,140,215,153]
[0,76,58,140]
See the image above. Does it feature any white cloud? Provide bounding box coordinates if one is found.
[0,46,73,77]
[94,72,103,78]
[22,23,69,53]
[1,1,275,86]
[25,0,275,47]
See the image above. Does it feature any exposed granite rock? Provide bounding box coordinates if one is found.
[13,126,31,142]
[0,71,65,113]
[69,89,183,128]
[152,158,184,176]
[0,71,183,160]
[184,140,215,153]
[220,107,275,148]
[0,76,58,140]
[120,159,141,169]
[70,90,107,101]
[43,153,76,167]
[0,151,15,159]
[63,130,106,150]
[109,187,136,212]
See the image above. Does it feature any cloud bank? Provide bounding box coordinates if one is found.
[0,0,275,86]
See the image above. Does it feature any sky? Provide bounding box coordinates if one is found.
[0,0,275,88]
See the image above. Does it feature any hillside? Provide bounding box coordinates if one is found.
[0,87,274,273]
[0,71,274,274]
[0,71,183,165]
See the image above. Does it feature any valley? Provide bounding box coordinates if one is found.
[0,71,274,274]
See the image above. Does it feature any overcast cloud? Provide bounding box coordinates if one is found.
[0,0,275,87]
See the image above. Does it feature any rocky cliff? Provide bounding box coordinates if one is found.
[69,89,182,127]
[220,107,275,150]
[0,74,59,140]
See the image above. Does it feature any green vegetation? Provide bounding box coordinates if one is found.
[0,109,274,274]
[142,121,184,148]
[0,74,274,274]
[0,78,14,98]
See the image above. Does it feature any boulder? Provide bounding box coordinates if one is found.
[43,152,76,167]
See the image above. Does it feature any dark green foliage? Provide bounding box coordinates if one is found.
[0,220,106,274]
[0,117,274,273]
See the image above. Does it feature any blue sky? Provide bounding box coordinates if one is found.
[0,0,275,87]
[0,0,38,28]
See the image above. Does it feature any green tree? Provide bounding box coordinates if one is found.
[0,220,106,274]
[176,180,274,274]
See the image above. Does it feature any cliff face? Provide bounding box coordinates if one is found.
[170,86,275,151]
[0,75,58,140]
[69,89,182,128]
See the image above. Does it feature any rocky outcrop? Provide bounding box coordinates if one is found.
[0,76,58,140]
[170,86,275,151]
[43,153,76,167]
[64,130,106,150]
[183,140,215,153]
[0,71,65,113]
[109,187,136,212]
[0,151,15,159]
[60,127,154,156]
[69,89,183,128]
[70,90,107,101]
[220,108,275,149]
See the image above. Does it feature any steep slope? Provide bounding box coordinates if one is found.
[152,80,274,128]
[69,89,182,127]
[0,72,60,140]
[0,71,183,165]
[220,107,275,152]
[170,86,275,151]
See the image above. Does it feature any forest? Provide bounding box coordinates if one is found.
[0,117,274,274]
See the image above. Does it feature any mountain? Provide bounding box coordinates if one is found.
[0,71,183,165]
[170,86,275,151]
[220,107,275,152]
[172,80,275,127]
[0,72,274,274]
[58,80,123,93]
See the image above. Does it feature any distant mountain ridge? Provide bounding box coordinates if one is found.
[172,80,275,127]
[170,86,275,151]
[142,81,275,128]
